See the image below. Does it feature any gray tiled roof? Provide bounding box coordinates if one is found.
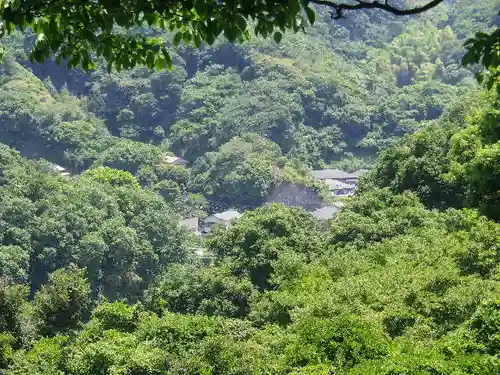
[164,155,188,164]
[213,210,242,222]
[311,169,352,180]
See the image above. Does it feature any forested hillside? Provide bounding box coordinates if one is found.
[0,89,499,375]
[0,0,499,374]
[0,0,497,207]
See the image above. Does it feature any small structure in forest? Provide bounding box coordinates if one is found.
[50,163,70,176]
[180,217,201,236]
[325,179,356,197]
[202,210,242,233]
[311,168,369,197]
[163,155,189,166]
[311,169,351,181]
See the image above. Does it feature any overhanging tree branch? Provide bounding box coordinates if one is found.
[308,0,445,20]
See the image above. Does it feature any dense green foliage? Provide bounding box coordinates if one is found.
[0,0,496,209]
[0,0,318,71]
[189,134,327,206]
[363,90,500,220]
[0,0,497,86]
[0,145,192,300]
[0,2,499,375]
[0,87,499,374]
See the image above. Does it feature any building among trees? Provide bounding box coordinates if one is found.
[202,210,242,233]
[163,155,189,166]
[312,169,368,196]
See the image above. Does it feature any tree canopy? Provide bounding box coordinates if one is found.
[1,94,500,373]
[0,0,497,84]
[0,5,499,374]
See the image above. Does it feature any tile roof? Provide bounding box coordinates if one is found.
[311,169,352,180]
[164,155,188,164]
[213,210,242,222]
